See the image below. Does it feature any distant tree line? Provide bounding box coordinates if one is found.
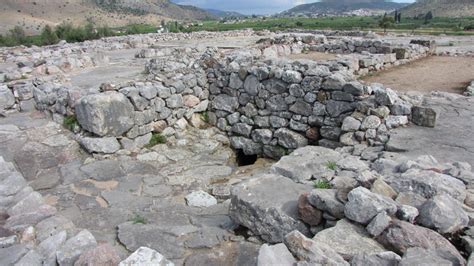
[0,23,115,47]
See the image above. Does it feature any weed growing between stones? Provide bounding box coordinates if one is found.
[200,111,209,123]
[131,214,147,224]
[313,180,332,189]
[146,133,166,148]
[63,115,78,131]
[325,161,337,171]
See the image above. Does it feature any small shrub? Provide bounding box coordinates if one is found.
[63,115,78,131]
[131,214,147,224]
[314,180,332,189]
[325,161,337,171]
[200,111,209,123]
[146,133,166,148]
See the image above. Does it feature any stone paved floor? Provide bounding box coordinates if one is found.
[0,111,274,264]
[388,93,474,167]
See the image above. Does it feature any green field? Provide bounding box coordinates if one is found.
[1,15,474,48]
[185,16,474,36]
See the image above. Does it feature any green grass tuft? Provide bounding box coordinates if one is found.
[146,133,166,148]
[63,115,78,131]
[200,111,209,123]
[131,214,147,224]
[314,180,332,189]
[325,161,337,171]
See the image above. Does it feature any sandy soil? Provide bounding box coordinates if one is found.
[287,52,337,61]
[363,56,474,94]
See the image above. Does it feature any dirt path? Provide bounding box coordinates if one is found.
[362,56,474,94]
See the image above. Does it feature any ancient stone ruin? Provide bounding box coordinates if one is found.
[1,29,474,265]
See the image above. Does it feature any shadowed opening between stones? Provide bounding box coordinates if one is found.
[235,149,258,166]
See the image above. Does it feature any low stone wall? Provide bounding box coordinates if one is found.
[206,56,416,158]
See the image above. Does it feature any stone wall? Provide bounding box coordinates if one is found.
[0,32,434,158]
[206,55,415,159]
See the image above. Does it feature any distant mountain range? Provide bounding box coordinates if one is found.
[399,0,474,18]
[206,9,246,18]
[280,0,408,17]
[0,0,215,35]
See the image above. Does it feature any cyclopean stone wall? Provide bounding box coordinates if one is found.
[206,56,416,159]
[0,32,434,158]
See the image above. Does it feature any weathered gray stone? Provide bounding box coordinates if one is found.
[119,247,174,266]
[412,106,437,128]
[313,219,387,260]
[75,92,135,137]
[229,73,244,89]
[80,159,125,181]
[307,189,345,219]
[212,95,238,113]
[38,230,67,265]
[75,243,121,266]
[230,137,262,155]
[289,101,312,116]
[15,250,44,266]
[56,230,97,266]
[251,129,273,144]
[377,220,465,265]
[274,128,307,149]
[326,100,355,117]
[386,169,466,202]
[0,86,15,111]
[396,204,419,223]
[282,70,302,84]
[322,73,346,91]
[79,137,121,154]
[341,116,361,132]
[361,115,381,130]
[8,191,44,217]
[185,191,217,208]
[36,215,75,242]
[229,173,311,243]
[343,81,364,96]
[118,222,186,259]
[0,244,29,265]
[399,248,453,266]
[272,146,341,183]
[375,87,398,106]
[257,243,296,266]
[366,211,392,237]
[418,194,468,234]
[351,252,401,266]
[284,230,348,265]
[231,123,252,137]
[344,187,398,224]
[244,75,259,95]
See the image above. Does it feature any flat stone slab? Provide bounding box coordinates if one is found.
[387,94,474,166]
[229,173,312,243]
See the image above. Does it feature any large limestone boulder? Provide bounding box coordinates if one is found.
[344,187,398,225]
[386,169,466,202]
[284,230,348,265]
[229,174,312,243]
[257,243,296,266]
[312,219,387,260]
[119,247,174,266]
[377,220,465,265]
[417,194,469,234]
[75,92,135,137]
[0,86,15,111]
[272,146,342,183]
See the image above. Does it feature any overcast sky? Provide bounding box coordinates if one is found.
[172,0,416,15]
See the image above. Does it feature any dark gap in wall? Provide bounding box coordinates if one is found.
[235,149,257,167]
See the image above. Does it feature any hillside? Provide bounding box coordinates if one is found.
[206,9,246,19]
[400,0,474,18]
[0,0,214,35]
[280,0,408,17]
